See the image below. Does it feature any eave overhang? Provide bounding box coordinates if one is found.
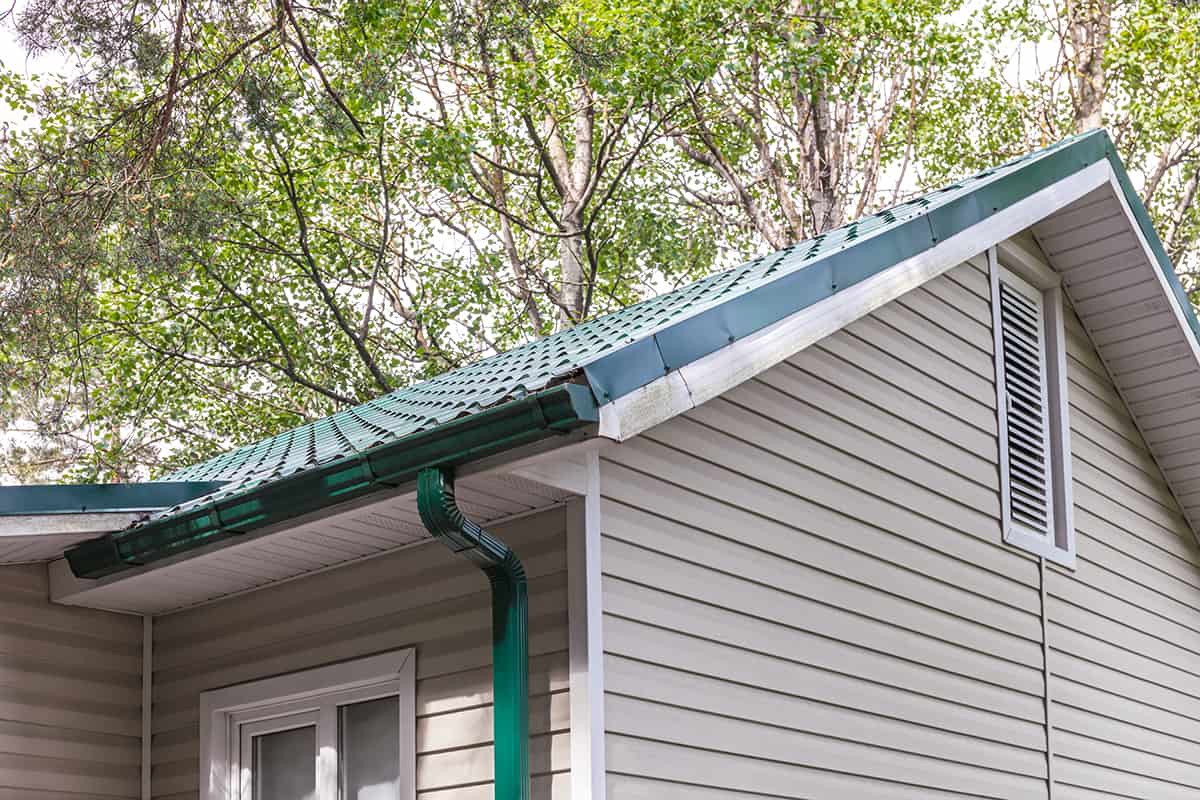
[64,384,597,579]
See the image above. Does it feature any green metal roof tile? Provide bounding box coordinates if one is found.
[164,129,1116,493]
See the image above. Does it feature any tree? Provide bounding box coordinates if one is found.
[915,0,1200,276]
[0,0,720,479]
[2,0,1200,483]
[666,0,976,249]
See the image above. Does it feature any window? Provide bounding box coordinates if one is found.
[989,244,1075,567]
[200,649,415,800]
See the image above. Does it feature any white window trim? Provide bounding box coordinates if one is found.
[989,245,1076,568]
[199,648,416,800]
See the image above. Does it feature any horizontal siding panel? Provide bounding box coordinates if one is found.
[1055,755,1198,800]
[1052,556,1200,637]
[607,734,998,800]
[603,533,1041,670]
[943,256,991,299]
[816,329,997,434]
[153,534,566,672]
[921,269,994,327]
[1050,621,1200,703]
[153,579,569,716]
[843,316,996,407]
[418,774,567,800]
[869,303,996,379]
[1055,704,1200,767]
[605,657,1046,776]
[0,754,137,797]
[603,611,1045,733]
[1071,431,1178,511]
[606,694,1043,797]
[640,417,1005,556]
[416,730,567,793]
[760,361,997,484]
[603,441,1033,586]
[786,346,998,460]
[0,565,141,799]
[603,575,1043,712]
[731,376,998,498]
[892,283,993,350]
[601,492,1032,625]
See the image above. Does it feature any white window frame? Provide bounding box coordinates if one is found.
[990,242,1076,568]
[199,648,416,800]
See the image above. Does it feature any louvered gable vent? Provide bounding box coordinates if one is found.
[997,272,1054,539]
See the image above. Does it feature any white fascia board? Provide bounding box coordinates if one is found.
[598,160,1113,442]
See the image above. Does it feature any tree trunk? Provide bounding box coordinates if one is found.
[558,207,587,327]
[807,89,841,234]
[1068,0,1111,132]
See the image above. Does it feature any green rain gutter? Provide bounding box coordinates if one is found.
[65,383,598,578]
[418,467,529,800]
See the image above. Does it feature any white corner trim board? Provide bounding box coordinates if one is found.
[597,160,1113,442]
[142,615,152,800]
[566,451,607,800]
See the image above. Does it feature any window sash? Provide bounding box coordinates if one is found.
[201,649,415,800]
[229,685,407,800]
[238,712,320,800]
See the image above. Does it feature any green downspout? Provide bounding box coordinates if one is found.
[417,466,529,800]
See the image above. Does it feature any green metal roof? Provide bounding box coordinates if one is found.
[168,129,1114,489]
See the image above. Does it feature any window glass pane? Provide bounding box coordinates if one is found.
[339,696,400,800]
[253,725,317,800]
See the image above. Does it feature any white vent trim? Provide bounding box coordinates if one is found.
[989,246,1076,567]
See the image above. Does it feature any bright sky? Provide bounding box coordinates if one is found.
[0,8,73,126]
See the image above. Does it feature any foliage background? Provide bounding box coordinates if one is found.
[0,0,1196,482]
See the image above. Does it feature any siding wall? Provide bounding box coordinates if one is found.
[1047,302,1200,797]
[598,249,1200,799]
[0,562,142,800]
[150,506,570,800]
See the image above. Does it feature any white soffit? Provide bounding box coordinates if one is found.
[1033,177,1200,533]
[49,471,574,615]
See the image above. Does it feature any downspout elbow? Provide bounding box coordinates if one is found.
[417,467,530,800]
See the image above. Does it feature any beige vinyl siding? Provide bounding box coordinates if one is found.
[0,563,142,799]
[1046,306,1200,799]
[150,507,570,800]
[599,258,1052,798]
